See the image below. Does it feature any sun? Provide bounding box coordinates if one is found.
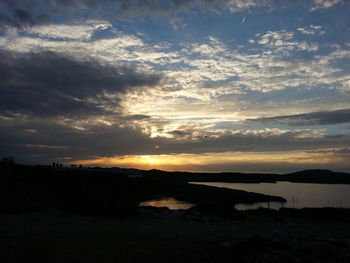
[139,155,160,164]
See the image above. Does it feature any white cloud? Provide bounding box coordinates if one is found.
[226,0,272,12]
[297,25,325,35]
[1,24,350,139]
[24,21,112,40]
[310,0,342,10]
[255,30,319,52]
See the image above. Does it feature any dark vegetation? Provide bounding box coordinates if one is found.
[0,163,285,215]
[2,163,350,215]
[0,163,148,215]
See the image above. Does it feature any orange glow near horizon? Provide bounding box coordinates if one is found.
[68,149,347,173]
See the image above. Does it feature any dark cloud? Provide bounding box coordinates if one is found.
[335,147,350,154]
[0,50,162,117]
[0,0,205,27]
[115,0,214,18]
[2,112,350,165]
[0,118,156,164]
[0,2,52,28]
[0,0,308,28]
[0,0,194,27]
[157,130,350,154]
[11,8,50,27]
[168,129,193,137]
[123,114,151,120]
[246,109,350,126]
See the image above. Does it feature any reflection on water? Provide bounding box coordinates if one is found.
[139,197,196,210]
[234,202,285,210]
[191,182,350,210]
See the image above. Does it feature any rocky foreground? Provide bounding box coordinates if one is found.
[1,207,350,263]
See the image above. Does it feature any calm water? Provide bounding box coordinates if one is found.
[139,197,196,210]
[191,182,350,210]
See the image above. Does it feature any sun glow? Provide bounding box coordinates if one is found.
[70,149,349,173]
[139,155,160,164]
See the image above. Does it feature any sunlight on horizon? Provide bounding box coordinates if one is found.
[68,150,348,173]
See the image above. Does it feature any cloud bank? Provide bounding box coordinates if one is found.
[247,108,350,126]
[0,50,161,117]
[0,0,343,28]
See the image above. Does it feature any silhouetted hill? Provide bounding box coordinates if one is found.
[143,168,350,184]
[1,162,350,215]
[286,169,349,177]
[0,163,286,214]
[283,169,350,184]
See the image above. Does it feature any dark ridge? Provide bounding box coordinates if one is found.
[286,169,350,177]
[0,162,286,215]
[283,169,350,184]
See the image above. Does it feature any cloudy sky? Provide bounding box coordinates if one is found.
[1,0,350,173]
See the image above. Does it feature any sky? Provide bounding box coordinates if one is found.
[1,0,350,173]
